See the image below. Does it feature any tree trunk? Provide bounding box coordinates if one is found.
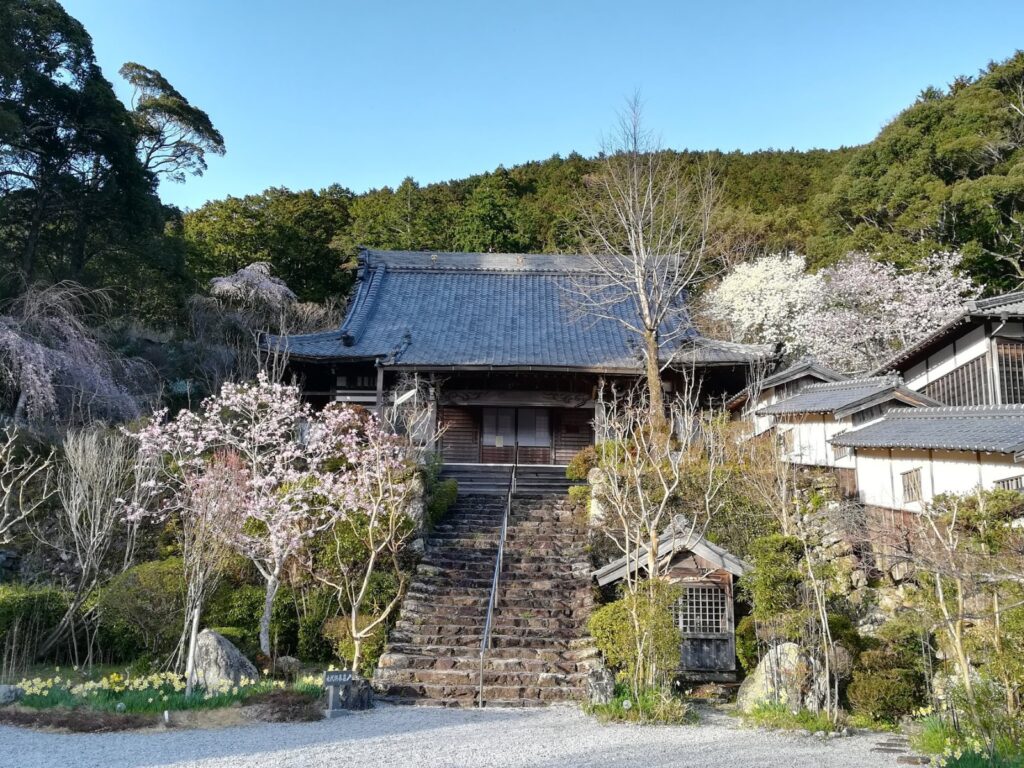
[259,571,280,657]
[643,329,668,434]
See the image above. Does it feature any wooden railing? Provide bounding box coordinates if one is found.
[478,443,517,708]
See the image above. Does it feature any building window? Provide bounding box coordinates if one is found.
[995,475,1024,492]
[902,468,923,504]
[998,340,1024,404]
[852,405,885,427]
[672,585,729,635]
[337,374,374,390]
[832,434,852,460]
[922,354,992,406]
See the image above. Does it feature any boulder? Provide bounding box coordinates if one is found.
[193,629,260,691]
[0,684,22,706]
[275,655,302,679]
[586,664,616,706]
[736,642,808,714]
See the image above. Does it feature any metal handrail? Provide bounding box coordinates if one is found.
[478,443,517,708]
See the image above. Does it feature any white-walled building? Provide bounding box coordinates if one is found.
[729,358,846,436]
[830,406,1024,512]
[756,376,939,471]
[877,291,1024,406]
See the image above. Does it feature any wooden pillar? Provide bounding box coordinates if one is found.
[375,365,385,415]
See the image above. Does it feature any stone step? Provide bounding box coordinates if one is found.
[384,642,599,662]
[375,667,588,688]
[378,681,584,704]
[377,652,599,674]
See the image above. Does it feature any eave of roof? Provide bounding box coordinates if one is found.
[829,404,1024,456]
[761,358,847,389]
[266,248,775,371]
[756,376,941,417]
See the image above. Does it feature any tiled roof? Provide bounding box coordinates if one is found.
[269,249,774,371]
[757,376,940,417]
[761,358,847,389]
[830,405,1024,456]
[875,290,1024,373]
[593,516,751,585]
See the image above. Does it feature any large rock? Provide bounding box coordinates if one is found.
[0,684,22,706]
[586,664,616,705]
[736,643,809,714]
[193,629,260,691]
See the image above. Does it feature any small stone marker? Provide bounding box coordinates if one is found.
[323,670,372,718]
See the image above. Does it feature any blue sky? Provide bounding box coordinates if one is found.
[64,0,1024,211]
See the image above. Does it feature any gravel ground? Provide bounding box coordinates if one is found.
[0,704,908,768]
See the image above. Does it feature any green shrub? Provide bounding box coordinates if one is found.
[567,484,590,507]
[589,580,682,689]
[565,445,597,481]
[743,702,836,733]
[205,584,299,657]
[847,662,921,723]
[0,584,68,671]
[96,558,186,661]
[735,615,758,673]
[322,614,387,677]
[426,478,458,527]
[296,588,337,662]
[847,616,926,723]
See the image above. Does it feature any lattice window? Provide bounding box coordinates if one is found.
[998,340,1024,404]
[995,475,1024,492]
[673,585,728,635]
[922,354,992,406]
[902,468,923,504]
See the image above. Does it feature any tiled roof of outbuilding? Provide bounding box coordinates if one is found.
[757,376,940,417]
[268,249,774,371]
[830,405,1024,457]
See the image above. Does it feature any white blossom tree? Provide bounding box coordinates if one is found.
[703,251,977,373]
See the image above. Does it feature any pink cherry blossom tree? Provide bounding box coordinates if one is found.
[135,373,374,656]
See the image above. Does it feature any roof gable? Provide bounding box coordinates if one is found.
[593,518,751,585]
[757,375,940,418]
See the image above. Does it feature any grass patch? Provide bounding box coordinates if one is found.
[742,702,836,734]
[585,685,695,725]
[846,712,899,732]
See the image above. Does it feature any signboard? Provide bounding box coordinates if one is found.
[324,670,353,687]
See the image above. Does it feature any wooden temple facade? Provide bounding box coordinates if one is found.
[273,249,773,466]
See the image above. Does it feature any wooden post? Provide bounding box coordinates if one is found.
[375,365,385,415]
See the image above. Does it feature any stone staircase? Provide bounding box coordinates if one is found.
[439,464,579,497]
[374,492,599,707]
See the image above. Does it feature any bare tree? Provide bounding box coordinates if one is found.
[591,380,730,690]
[574,97,721,432]
[35,428,155,663]
[174,452,240,691]
[0,427,54,544]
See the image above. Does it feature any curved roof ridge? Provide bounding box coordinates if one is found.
[361,248,603,274]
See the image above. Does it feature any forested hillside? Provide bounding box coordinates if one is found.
[4,0,1024,323]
